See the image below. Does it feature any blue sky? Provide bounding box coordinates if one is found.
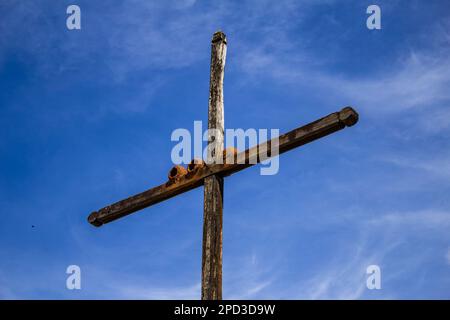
[1,0,449,299]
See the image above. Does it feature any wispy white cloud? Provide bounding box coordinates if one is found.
[416,107,450,134]
[230,203,450,299]
[301,244,385,300]
[379,153,450,181]
[5,0,448,121]
[224,252,276,299]
[367,210,450,230]
[117,282,200,300]
[330,50,450,114]
[291,209,449,299]
[238,34,450,117]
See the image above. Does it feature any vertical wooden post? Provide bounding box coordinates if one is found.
[202,31,227,300]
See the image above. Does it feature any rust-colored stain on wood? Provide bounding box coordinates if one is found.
[88,106,358,227]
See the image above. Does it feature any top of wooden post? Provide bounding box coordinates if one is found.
[212,31,227,44]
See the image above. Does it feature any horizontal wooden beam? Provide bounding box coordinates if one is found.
[88,107,358,227]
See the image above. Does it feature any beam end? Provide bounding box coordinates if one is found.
[339,106,359,127]
[88,211,103,227]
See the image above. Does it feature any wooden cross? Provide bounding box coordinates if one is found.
[87,31,359,300]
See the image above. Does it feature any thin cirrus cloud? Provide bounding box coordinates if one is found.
[236,33,450,118]
[6,1,448,120]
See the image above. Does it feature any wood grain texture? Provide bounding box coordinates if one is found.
[87,106,358,227]
[202,30,227,300]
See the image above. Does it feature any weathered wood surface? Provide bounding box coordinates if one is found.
[202,174,223,300]
[88,106,358,227]
[202,30,226,300]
